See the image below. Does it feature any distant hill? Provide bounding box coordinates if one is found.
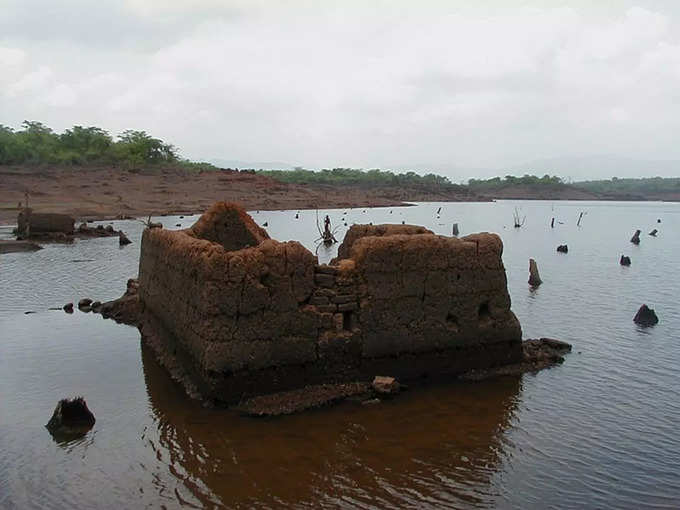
[509,155,680,181]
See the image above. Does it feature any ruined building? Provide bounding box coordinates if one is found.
[136,202,522,404]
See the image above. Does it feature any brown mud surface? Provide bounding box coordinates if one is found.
[0,166,484,224]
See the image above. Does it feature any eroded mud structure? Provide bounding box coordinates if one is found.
[134,202,523,404]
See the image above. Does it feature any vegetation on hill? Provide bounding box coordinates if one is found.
[3,121,680,199]
[257,167,467,193]
[467,174,565,190]
[0,121,196,168]
[573,176,680,194]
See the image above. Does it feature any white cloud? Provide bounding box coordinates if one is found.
[2,2,680,175]
[0,46,25,67]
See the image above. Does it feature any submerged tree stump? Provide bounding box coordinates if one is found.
[620,255,631,266]
[45,397,96,440]
[557,244,568,253]
[528,258,542,287]
[119,231,132,245]
[633,304,658,326]
[630,230,641,244]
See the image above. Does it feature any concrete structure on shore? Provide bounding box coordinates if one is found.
[137,202,522,404]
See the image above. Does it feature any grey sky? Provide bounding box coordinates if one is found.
[2,1,680,179]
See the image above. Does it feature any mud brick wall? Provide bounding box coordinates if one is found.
[17,209,75,235]
[137,203,522,403]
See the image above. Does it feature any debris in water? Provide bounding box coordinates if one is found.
[633,304,658,326]
[372,376,400,395]
[513,207,526,228]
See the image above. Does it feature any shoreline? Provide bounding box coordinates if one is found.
[0,165,488,225]
[2,166,678,226]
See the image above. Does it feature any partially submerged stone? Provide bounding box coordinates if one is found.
[528,258,542,287]
[78,298,92,309]
[45,396,95,440]
[620,255,631,266]
[98,279,141,325]
[119,231,132,245]
[372,376,400,395]
[459,338,572,381]
[556,244,568,253]
[633,304,658,326]
[630,229,641,244]
[649,229,658,237]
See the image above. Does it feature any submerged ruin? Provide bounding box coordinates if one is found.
[129,202,526,405]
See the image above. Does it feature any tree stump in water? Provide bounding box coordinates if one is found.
[119,231,132,245]
[528,258,542,287]
[649,229,658,237]
[630,230,641,244]
[633,304,658,326]
[46,397,96,440]
[557,244,568,253]
[620,255,631,266]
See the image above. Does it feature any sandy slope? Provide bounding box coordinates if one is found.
[0,166,482,224]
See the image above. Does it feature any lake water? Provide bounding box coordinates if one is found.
[1,200,679,509]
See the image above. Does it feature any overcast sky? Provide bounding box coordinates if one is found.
[2,1,680,179]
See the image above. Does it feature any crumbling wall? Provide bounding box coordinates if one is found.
[17,209,75,236]
[334,224,432,261]
[137,202,522,403]
[186,201,269,251]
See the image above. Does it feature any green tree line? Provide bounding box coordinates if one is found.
[0,121,180,167]
[258,167,467,192]
[468,174,564,190]
[574,176,680,194]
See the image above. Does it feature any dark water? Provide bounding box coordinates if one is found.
[1,201,679,509]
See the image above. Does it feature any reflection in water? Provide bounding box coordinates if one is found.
[3,201,680,508]
[141,345,522,508]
